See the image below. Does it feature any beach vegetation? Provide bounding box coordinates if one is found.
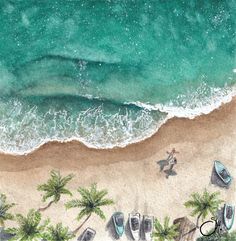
[184,189,223,234]
[152,216,179,241]
[197,231,236,241]
[37,170,74,211]
[6,209,49,241]
[65,183,114,234]
[0,193,15,228]
[42,222,75,241]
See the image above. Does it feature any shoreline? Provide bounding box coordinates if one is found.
[1,94,236,158]
[1,87,236,157]
[0,96,235,240]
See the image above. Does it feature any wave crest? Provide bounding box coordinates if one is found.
[0,82,235,155]
[0,98,166,155]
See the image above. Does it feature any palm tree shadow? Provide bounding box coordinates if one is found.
[164,169,177,179]
[106,216,118,240]
[140,218,145,240]
[0,230,14,241]
[156,160,169,172]
[76,231,84,241]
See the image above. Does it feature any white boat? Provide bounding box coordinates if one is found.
[143,215,154,241]
[129,212,141,240]
[80,228,96,241]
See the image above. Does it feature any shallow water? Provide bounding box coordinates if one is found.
[0,0,235,154]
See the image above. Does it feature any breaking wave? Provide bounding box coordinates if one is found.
[0,82,235,155]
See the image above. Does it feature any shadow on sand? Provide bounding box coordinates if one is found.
[156,159,177,178]
[211,167,230,189]
[215,207,228,235]
[125,220,134,240]
[0,230,14,241]
[77,232,83,241]
[156,159,169,172]
[106,216,119,240]
[164,169,177,179]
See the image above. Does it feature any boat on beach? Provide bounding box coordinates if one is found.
[112,212,125,238]
[143,215,154,241]
[223,204,235,230]
[129,212,141,240]
[214,161,232,185]
[80,228,96,241]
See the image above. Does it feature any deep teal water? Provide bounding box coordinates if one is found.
[0,0,235,154]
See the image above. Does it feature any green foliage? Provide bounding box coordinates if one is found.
[42,223,75,241]
[197,231,236,241]
[0,193,15,226]
[184,189,223,222]
[37,170,74,203]
[6,209,49,241]
[65,183,114,221]
[152,216,179,241]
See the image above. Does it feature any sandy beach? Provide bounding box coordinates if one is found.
[0,98,236,241]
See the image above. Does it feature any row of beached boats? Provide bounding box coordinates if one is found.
[79,212,153,241]
[113,212,154,241]
[80,206,234,241]
[214,161,235,230]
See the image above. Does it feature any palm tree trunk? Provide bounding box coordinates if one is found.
[183,213,202,236]
[73,214,92,234]
[38,201,54,212]
[196,213,202,228]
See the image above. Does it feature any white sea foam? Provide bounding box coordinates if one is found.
[129,83,236,119]
[0,83,235,155]
[0,100,167,155]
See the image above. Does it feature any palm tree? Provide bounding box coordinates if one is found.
[37,170,74,211]
[152,216,179,241]
[6,209,49,241]
[42,223,75,241]
[65,183,114,234]
[0,193,15,228]
[184,189,223,233]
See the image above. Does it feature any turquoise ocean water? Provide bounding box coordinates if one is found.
[0,1,235,154]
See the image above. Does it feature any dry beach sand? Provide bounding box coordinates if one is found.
[0,98,236,240]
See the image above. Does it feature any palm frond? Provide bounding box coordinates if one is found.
[66,183,114,230]
[184,189,223,224]
[93,207,106,220]
[42,222,74,241]
[153,217,179,241]
[37,170,74,206]
[0,193,15,225]
[7,209,48,241]
[65,199,81,209]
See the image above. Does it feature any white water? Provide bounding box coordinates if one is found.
[0,84,235,155]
